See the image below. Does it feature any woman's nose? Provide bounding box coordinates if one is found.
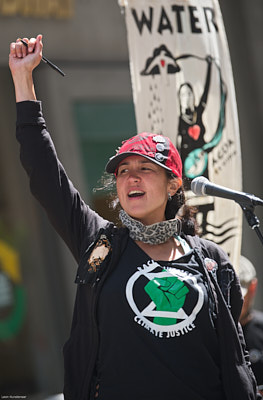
[127,170,141,182]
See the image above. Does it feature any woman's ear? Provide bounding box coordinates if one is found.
[168,177,182,197]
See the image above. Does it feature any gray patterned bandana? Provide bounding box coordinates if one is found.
[119,209,182,245]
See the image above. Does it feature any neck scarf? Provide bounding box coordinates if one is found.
[119,209,182,245]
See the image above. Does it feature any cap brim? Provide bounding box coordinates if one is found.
[105,152,173,174]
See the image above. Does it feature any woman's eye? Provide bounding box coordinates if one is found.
[141,167,151,171]
[119,168,128,174]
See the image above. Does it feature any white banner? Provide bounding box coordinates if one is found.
[120,0,242,268]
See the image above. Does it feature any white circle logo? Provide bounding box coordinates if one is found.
[126,260,204,338]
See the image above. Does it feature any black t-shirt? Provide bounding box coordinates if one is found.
[96,238,225,400]
[243,310,263,385]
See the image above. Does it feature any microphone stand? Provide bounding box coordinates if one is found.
[239,202,263,246]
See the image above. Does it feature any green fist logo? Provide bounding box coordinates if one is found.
[144,275,189,326]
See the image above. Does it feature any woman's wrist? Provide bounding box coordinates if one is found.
[12,71,36,102]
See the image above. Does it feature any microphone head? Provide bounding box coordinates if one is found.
[191,176,209,196]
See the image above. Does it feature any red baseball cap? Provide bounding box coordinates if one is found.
[105,132,182,178]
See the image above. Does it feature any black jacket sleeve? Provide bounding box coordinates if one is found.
[16,100,109,263]
[185,234,261,398]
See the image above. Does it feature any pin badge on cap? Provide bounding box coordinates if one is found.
[153,135,166,143]
[156,143,165,152]
[155,153,165,162]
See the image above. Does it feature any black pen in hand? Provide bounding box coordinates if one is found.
[19,38,65,77]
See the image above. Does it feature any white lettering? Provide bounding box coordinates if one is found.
[167,322,196,338]
[134,316,196,338]
[134,316,164,338]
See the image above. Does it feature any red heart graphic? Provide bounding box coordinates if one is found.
[160,59,165,67]
[188,124,201,140]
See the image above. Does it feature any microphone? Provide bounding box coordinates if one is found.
[191,176,263,207]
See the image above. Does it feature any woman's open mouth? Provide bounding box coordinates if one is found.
[128,190,145,198]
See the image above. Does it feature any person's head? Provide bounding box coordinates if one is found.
[238,255,258,325]
[178,82,195,111]
[105,132,197,232]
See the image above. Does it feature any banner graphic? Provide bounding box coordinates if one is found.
[119,0,242,266]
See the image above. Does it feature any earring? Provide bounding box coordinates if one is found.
[168,192,172,201]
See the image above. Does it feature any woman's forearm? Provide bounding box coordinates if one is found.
[12,71,36,102]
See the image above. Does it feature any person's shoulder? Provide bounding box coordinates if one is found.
[183,233,229,259]
[105,223,129,243]
[252,310,263,325]
[183,234,234,276]
[245,310,263,339]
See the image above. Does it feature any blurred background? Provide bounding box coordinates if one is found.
[0,0,263,398]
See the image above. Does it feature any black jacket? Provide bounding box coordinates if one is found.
[16,101,260,400]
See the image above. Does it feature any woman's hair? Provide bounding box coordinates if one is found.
[94,171,199,236]
[165,172,199,236]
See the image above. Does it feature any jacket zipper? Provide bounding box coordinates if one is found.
[80,228,128,399]
[79,270,106,400]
